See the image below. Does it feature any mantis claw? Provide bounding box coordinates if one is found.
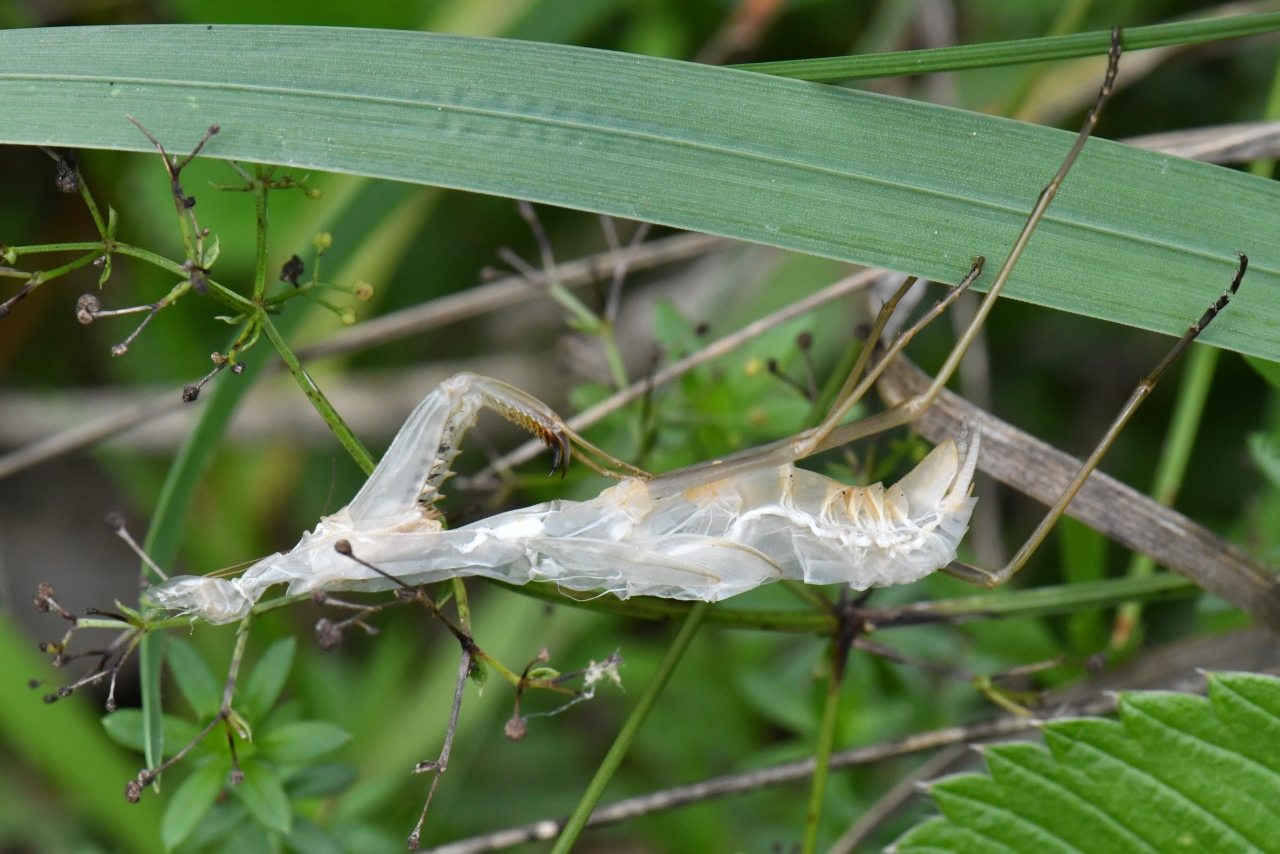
[546,430,571,479]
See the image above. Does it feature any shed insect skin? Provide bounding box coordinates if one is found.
[144,28,1247,622]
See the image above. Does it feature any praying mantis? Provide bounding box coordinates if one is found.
[23,27,1256,852]
[148,31,1247,625]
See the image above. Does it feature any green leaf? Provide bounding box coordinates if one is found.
[233,759,292,834]
[166,638,222,720]
[1246,354,1280,390]
[734,12,1280,81]
[161,758,230,851]
[894,671,1280,853]
[283,762,357,799]
[3,28,1280,362]
[102,710,201,757]
[284,815,343,854]
[1249,431,1280,491]
[259,721,351,764]
[239,638,296,723]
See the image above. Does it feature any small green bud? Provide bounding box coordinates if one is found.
[306,187,323,200]
[313,232,333,250]
[0,245,15,265]
[339,309,356,326]
[354,281,374,301]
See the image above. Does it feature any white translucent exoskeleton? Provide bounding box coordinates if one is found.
[151,373,980,624]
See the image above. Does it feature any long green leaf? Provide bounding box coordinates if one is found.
[895,671,1280,853]
[2,26,1278,360]
[734,10,1280,81]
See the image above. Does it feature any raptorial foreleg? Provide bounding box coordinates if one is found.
[347,372,646,524]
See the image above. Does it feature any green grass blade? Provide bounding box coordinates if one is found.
[734,11,1280,81]
[2,26,1277,360]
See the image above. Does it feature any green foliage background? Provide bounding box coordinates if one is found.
[1,1,1279,853]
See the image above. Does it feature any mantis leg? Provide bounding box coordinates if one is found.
[943,255,1248,588]
[793,28,1124,460]
[347,372,647,524]
[647,30,1122,500]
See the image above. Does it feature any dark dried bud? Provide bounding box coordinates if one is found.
[76,294,100,325]
[125,780,142,803]
[183,196,197,209]
[408,829,421,851]
[104,511,126,532]
[333,539,353,556]
[55,154,79,194]
[504,715,528,742]
[57,685,73,698]
[43,693,58,704]
[27,679,42,689]
[279,254,305,285]
[229,768,245,786]
[105,697,117,712]
[1086,652,1108,674]
[182,384,201,403]
[855,322,872,342]
[231,363,245,374]
[766,358,779,374]
[34,583,54,612]
[695,321,710,336]
[110,343,128,357]
[796,331,812,351]
[316,618,343,651]
[189,268,208,295]
[310,589,328,605]
[395,588,417,602]
[38,642,50,652]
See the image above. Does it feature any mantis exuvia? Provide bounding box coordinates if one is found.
[148,31,1247,625]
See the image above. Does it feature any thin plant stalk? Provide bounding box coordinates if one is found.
[734,10,1280,81]
[548,601,710,854]
[1109,348,1218,651]
[802,627,852,854]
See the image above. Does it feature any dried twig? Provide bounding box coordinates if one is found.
[823,744,968,854]
[875,353,1280,628]
[1123,120,1280,164]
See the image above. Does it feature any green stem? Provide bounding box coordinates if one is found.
[734,11,1280,82]
[801,629,851,854]
[451,578,471,634]
[491,571,1194,633]
[75,168,108,237]
[1250,47,1280,178]
[251,168,270,301]
[549,601,709,854]
[1111,343,1217,651]
[258,313,375,474]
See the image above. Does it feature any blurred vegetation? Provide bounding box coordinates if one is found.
[1,0,1279,853]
